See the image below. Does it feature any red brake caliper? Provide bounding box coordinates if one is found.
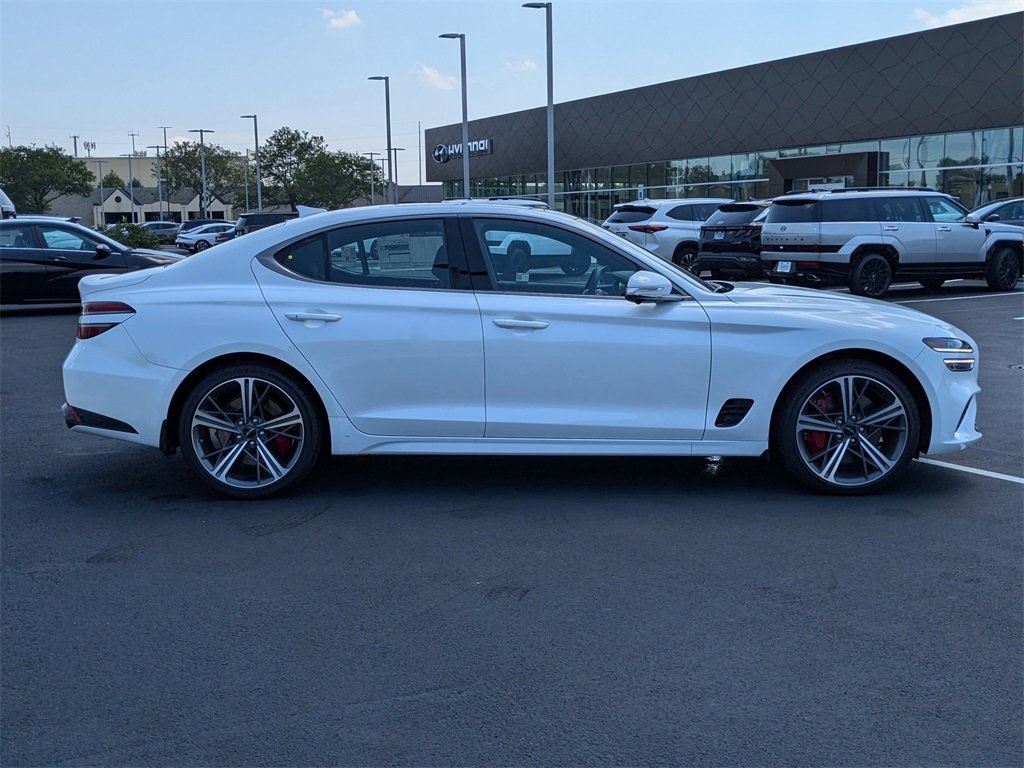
[804,392,830,453]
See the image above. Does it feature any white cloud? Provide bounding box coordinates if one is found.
[322,9,361,29]
[418,64,457,90]
[505,59,538,73]
[913,0,1022,28]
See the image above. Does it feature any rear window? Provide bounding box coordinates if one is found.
[766,200,820,223]
[607,205,656,224]
[704,204,767,227]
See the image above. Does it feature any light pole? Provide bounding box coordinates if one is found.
[120,153,136,223]
[524,2,555,208]
[439,33,470,199]
[243,149,250,211]
[147,145,165,220]
[368,76,394,203]
[94,159,106,227]
[363,151,381,204]
[128,130,139,222]
[188,128,215,218]
[390,148,406,191]
[240,114,262,210]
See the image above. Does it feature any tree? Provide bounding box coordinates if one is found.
[0,144,95,213]
[260,127,381,209]
[160,140,244,207]
[101,170,125,189]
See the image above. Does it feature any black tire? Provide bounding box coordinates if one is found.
[849,252,892,298]
[672,245,699,273]
[919,278,945,291]
[178,363,322,499]
[774,359,920,494]
[195,239,210,251]
[985,246,1022,291]
[507,245,530,275]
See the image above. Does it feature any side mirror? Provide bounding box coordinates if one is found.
[625,271,682,303]
[94,243,112,260]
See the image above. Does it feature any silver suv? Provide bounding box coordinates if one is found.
[760,189,1024,297]
[602,197,732,270]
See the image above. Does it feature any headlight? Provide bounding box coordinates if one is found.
[923,337,974,353]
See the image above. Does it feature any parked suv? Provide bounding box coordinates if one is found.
[601,198,732,271]
[760,188,1024,297]
[234,210,298,236]
[697,201,771,280]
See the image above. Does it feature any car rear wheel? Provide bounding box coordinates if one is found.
[196,239,210,251]
[179,363,322,499]
[985,246,1021,291]
[672,245,699,273]
[774,360,919,494]
[849,252,892,298]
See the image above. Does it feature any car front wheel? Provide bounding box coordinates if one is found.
[672,245,699,273]
[774,360,920,494]
[985,246,1021,291]
[178,363,322,499]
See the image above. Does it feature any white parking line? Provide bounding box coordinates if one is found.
[896,292,1024,304]
[916,457,1024,485]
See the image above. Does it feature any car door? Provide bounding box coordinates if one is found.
[877,196,936,265]
[923,196,985,265]
[39,224,128,300]
[255,215,485,438]
[0,223,50,302]
[464,216,712,440]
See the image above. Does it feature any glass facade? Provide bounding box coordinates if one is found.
[445,125,1023,222]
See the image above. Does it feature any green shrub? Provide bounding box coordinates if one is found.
[101,223,162,249]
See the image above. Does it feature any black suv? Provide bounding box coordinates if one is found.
[697,201,770,279]
[234,210,298,236]
[760,188,1023,297]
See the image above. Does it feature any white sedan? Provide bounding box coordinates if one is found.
[62,202,981,499]
[174,222,236,252]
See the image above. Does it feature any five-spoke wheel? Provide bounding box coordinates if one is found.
[775,360,919,494]
[179,364,321,498]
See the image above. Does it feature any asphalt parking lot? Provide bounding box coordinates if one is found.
[1,280,1021,766]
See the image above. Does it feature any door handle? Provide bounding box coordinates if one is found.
[285,312,343,322]
[50,256,69,261]
[493,318,549,330]
[883,225,899,231]
[937,226,952,231]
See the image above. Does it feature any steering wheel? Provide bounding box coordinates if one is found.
[583,264,607,295]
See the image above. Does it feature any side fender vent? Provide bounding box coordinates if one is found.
[715,398,754,427]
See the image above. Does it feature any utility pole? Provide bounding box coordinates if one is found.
[95,159,106,228]
[128,131,139,223]
[69,135,79,157]
[158,126,172,189]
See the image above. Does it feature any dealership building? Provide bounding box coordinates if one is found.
[424,12,1023,222]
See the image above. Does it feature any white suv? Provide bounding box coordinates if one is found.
[602,197,732,270]
[760,189,1024,297]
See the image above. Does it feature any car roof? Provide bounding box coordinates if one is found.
[2,215,82,225]
[776,188,951,201]
[615,197,732,209]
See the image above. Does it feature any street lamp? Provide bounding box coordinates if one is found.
[439,33,470,199]
[523,2,555,208]
[94,159,106,227]
[188,128,215,218]
[390,148,406,191]
[146,145,165,220]
[240,114,262,210]
[119,153,136,224]
[368,76,395,204]
[363,151,381,204]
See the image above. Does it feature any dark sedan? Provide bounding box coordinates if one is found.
[969,197,1024,227]
[0,216,181,304]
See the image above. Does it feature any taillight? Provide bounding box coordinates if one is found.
[77,301,136,340]
[628,224,669,234]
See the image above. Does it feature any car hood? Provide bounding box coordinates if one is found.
[714,280,964,334]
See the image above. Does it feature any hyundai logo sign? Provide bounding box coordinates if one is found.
[432,138,492,163]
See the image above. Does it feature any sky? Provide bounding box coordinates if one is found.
[0,0,1020,185]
